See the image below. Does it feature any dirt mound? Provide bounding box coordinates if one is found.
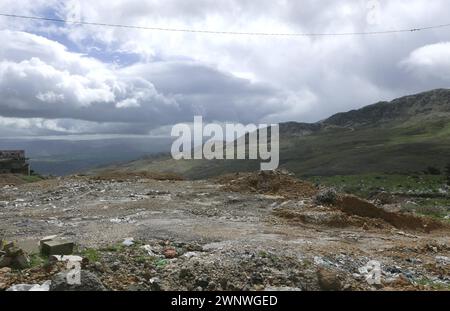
[92,171,184,182]
[216,170,318,198]
[336,196,446,232]
[273,207,387,229]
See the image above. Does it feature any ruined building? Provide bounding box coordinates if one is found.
[0,150,30,175]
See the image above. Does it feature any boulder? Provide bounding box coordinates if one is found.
[50,270,106,291]
[12,254,30,269]
[0,244,29,269]
[317,268,343,291]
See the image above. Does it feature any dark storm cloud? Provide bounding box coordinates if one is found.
[0,0,450,136]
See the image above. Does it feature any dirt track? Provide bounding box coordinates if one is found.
[1,174,449,291]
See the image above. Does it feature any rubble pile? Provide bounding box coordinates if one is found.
[0,173,448,291]
[336,196,446,232]
[216,170,318,198]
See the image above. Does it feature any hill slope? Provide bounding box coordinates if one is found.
[99,89,450,178]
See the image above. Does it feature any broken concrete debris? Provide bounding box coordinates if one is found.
[50,270,106,291]
[1,172,449,291]
[50,255,83,263]
[141,245,156,256]
[40,239,75,256]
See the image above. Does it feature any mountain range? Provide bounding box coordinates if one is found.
[102,88,450,179]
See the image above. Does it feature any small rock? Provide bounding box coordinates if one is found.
[206,281,217,290]
[195,275,210,289]
[94,262,105,273]
[111,261,121,272]
[317,268,342,291]
[149,277,161,291]
[315,188,338,205]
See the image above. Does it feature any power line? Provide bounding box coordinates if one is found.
[1,13,450,37]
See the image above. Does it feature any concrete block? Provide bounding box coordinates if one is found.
[41,240,74,256]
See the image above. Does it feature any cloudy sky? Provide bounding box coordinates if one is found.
[0,0,449,138]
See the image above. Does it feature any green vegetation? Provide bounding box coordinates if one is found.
[100,243,125,253]
[155,259,169,268]
[28,253,48,268]
[80,248,100,262]
[20,175,44,183]
[308,173,450,221]
[101,89,450,180]
[308,174,446,198]
[401,199,450,221]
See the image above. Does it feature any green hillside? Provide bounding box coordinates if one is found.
[99,89,450,179]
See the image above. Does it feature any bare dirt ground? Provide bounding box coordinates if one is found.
[0,172,449,291]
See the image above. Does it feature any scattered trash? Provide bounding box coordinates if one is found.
[435,256,450,265]
[6,280,51,291]
[314,256,326,266]
[182,252,199,259]
[358,260,382,285]
[122,238,135,247]
[141,245,156,256]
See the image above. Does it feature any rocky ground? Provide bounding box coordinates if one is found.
[0,171,449,291]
